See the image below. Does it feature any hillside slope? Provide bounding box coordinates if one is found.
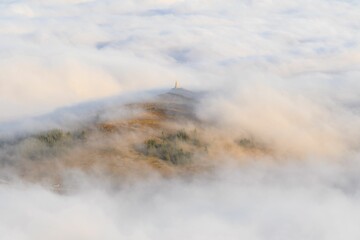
[0,88,264,190]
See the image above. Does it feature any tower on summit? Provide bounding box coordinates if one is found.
[174,81,179,89]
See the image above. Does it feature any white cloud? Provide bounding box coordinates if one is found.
[0,55,121,122]
[1,1,360,239]
[1,0,360,122]
[2,159,360,240]
[197,76,360,158]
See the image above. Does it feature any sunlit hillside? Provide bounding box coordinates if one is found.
[0,88,269,191]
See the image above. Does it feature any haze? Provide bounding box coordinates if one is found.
[1,0,360,239]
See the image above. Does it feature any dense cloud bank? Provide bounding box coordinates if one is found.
[2,159,360,240]
[1,0,360,239]
[1,0,359,121]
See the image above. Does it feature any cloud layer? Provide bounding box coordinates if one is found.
[1,1,360,239]
[2,159,360,240]
[1,0,359,121]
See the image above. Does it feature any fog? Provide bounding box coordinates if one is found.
[2,159,360,240]
[197,79,360,158]
[2,0,359,122]
[1,0,360,239]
